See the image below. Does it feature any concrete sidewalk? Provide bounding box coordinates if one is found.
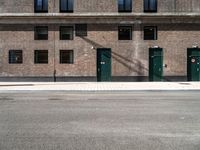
[0,82,200,91]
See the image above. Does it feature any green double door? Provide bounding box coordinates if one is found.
[187,48,200,81]
[97,48,112,82]
[149,48,163,81]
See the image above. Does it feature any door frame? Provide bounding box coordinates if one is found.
[149,47,163,81]
[96,48,112,82]
[187,48,200,81]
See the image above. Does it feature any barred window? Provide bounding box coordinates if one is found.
[60,50,74,64]
[144,26,157,40]
[75,24,87,36]
[34,50,48,64]
[34,26,48,40]
[60,26,74,40]
[9,50,23,64]
[118,26,132,40]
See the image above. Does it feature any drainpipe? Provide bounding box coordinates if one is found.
[53,0,56,82]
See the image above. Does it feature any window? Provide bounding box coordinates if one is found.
[9,50,23,64]
[144,26,157,40]
[118,26,132,40]
[34,0,48,12]
[60,0,73,12]
[60,50,74,64]
[75,24,87,36]
[60,26,74,40]
[34,26,48,40]
[118,0,132,12]
[144,0,157,12]
[34,50,48,64]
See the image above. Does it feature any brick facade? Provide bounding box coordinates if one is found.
[1,0,200,13]
[0,0,200,81]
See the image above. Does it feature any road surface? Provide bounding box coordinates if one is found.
[0,91,200,150]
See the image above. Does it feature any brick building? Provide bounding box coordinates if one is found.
[0,0,200,82]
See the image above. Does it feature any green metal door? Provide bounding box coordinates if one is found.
[149,48,163,81]
[187,48,200,81]
[97,48,112,82]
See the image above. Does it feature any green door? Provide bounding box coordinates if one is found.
[149,48,163,81]
[187,48,200,81]
[97,48,112,82]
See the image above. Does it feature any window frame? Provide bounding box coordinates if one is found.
[60,0,74,13]
[118,26,132,40]
[143,26,157,40]
[118,0,132,13]
[34,26,48,40]
[9,50,23,64]
[34,50,48,64]
[60,50,74,64]
[144,0,157,12]
[60,26,74,40]
[34,0,48,13]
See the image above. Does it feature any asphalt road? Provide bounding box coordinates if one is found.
[0,91,200,150]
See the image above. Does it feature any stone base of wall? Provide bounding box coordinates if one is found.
[163,76,187,82]
[112,76,187,82]
[0,76,188,82]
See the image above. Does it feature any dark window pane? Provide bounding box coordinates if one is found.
[125,0,132,11]
[144,0,149,11]
[35,0,48,12]
[35,26,48,40]
[144,0,157,12]
[60,26,73,40]
[34,50,48,64]
[118,26,132,40]
[68,0,74,11]
[61,0,67,11]
[38,0,43,6]
[118,0,132,12]
[75,24,87,36]
[144,26,157,40]
[9,50,23,64]
[60,0,73,12]
[118,0,124,11]
[37,0,43,10]
[60,50,74,64]
[43,0,48,11]
[149,0,156,10]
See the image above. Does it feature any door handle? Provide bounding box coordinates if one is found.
[98,68,100,72]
